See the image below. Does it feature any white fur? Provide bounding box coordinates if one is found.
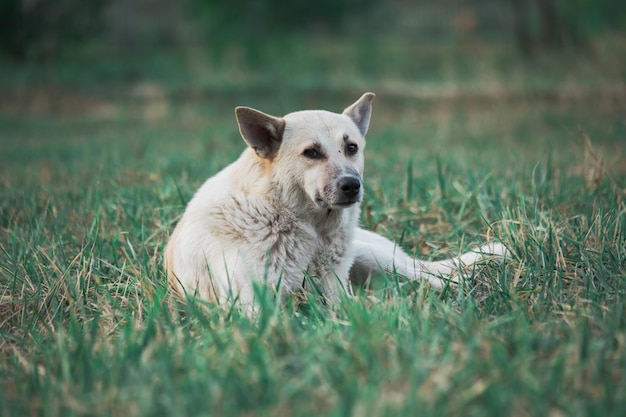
[164,93,508,305]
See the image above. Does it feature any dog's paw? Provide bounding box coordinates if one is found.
[456,242,510,270]
[452,242,511,283]
[475,241,511,261]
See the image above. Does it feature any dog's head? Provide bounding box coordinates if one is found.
[235,93,375,210]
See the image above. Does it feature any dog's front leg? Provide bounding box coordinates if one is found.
[351,228,447,288]
[350,228,509,288]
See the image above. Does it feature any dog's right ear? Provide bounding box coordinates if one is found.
[343,92,375,136]
[235,107,285,160]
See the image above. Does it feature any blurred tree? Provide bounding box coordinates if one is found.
[0,0,106,60]
[192,0,374,39]
[513,0,626,54]
[190,0,377,60]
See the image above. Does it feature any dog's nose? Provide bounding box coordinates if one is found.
[338,176,361,198]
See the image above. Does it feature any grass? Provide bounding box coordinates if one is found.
[1,35,625,416]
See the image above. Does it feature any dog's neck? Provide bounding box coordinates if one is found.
[235,149,356,236]
[264,177,355,237]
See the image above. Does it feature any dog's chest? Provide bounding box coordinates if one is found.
[207,194,353,284]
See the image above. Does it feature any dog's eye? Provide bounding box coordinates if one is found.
[345,143,358,156]
[303,148,323,160]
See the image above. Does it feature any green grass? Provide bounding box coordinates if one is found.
[1,36,626,416]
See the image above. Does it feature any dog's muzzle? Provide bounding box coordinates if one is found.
[339,176,360,198]
[334,175,362,206]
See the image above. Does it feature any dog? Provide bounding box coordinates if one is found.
[164,93,508,305]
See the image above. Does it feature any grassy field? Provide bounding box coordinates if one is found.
[1,36,625,416]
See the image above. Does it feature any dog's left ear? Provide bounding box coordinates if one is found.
[235,107,286,160]
[343,92,376,136]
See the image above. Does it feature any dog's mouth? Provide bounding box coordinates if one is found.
[314,194,361,209]
[332,199,360,208]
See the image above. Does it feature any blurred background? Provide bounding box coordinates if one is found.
[1,0,624,196]
[2,0,625,103]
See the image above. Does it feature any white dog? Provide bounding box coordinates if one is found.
[165,93,507,305]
